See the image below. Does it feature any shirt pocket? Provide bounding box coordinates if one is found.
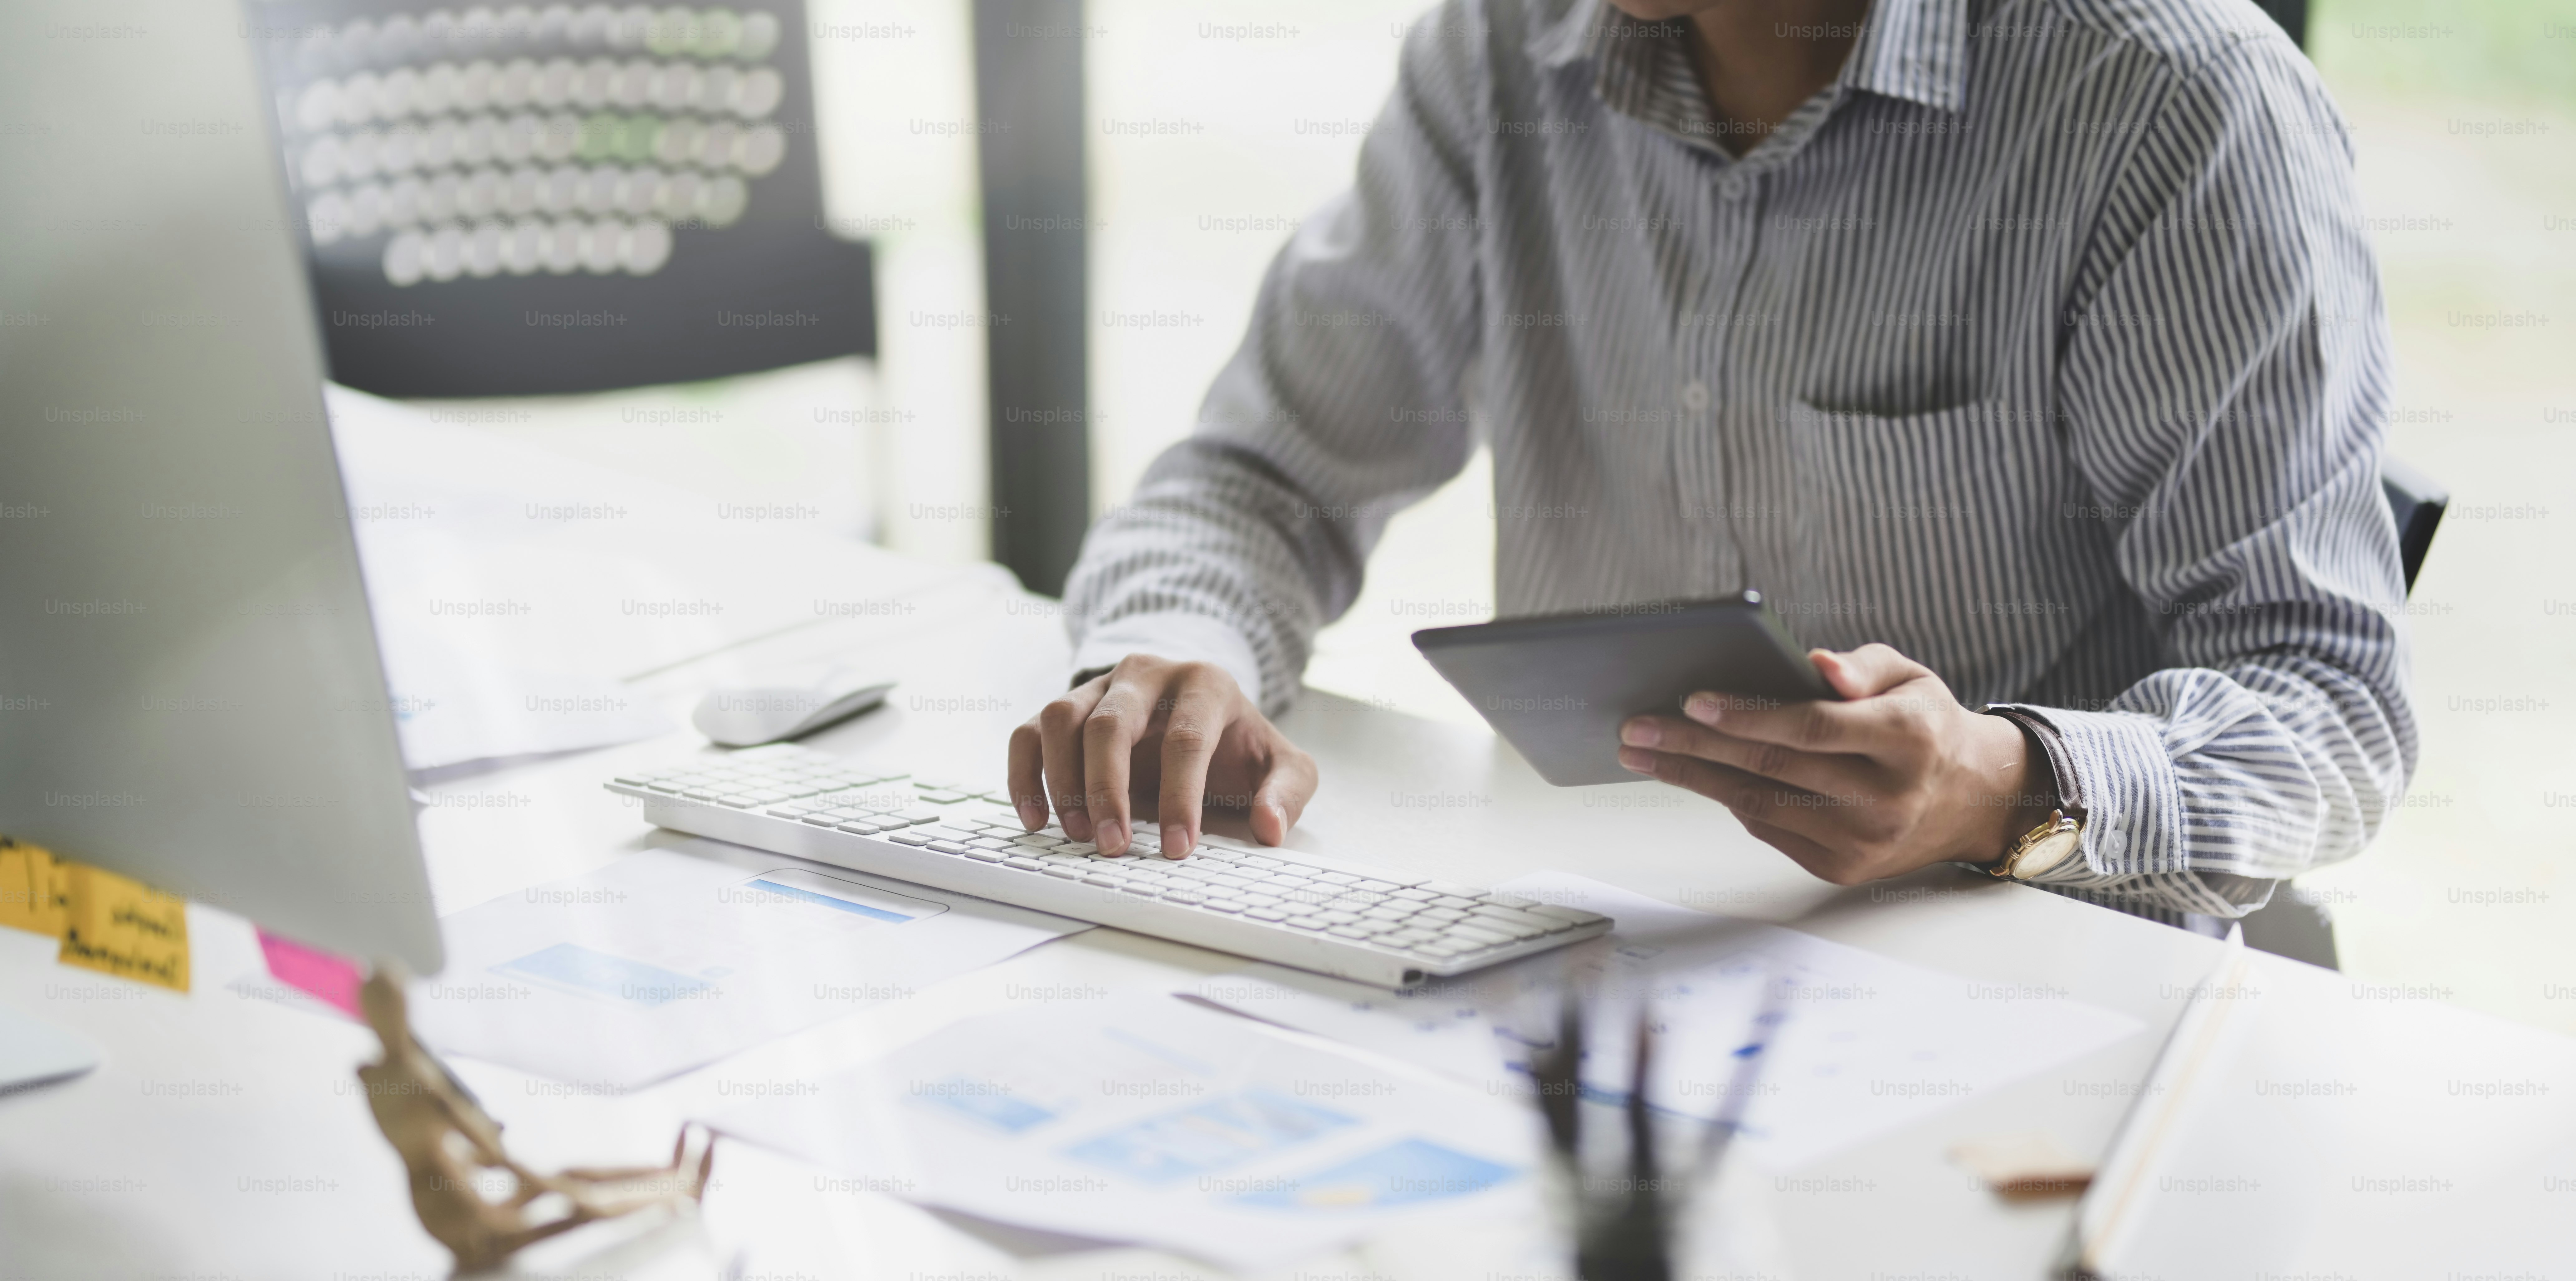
[1780,398,2096,699]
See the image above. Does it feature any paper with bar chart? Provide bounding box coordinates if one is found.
[1188,871,2147,1169]
[410,837,1087,1086]
[704,992,1539,1270]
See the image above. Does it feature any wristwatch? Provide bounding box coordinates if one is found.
[1980,706,2086,881]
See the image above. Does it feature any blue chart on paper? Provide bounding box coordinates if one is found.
[1066,1088,1355,1185]
[744,877,916,923]
[1233,1137,1518,1210]
[492,942,714,1008]
[916,1076,1059,1134]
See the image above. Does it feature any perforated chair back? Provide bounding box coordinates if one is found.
[244,0,872,396]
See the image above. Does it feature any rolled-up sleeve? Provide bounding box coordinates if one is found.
[1063,5,1490,716]
[2012,39,2417,918]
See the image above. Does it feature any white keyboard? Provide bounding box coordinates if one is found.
[606,744,1612,989]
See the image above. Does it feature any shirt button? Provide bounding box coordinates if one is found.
[1718,174,1748,201]
[1680,380,1710,412]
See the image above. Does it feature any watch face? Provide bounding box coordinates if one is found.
[2016,824,2082,878]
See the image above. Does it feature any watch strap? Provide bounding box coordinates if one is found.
[1983,705,2085,822]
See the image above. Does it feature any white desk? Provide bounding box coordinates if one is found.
[5,547,2571,1279]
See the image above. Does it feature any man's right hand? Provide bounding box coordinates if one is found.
[1006,654,1317,859]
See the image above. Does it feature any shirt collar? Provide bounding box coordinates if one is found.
[1529,0,1969,116]
[1841,0,1969,113]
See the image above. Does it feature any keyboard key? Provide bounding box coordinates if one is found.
[1010,834,1063,849]
[1360,905,1413,922]
[888,831,934,846]
[1081,873,1121,888]
[1474,906,1567,933]
[926,841,971,855]
[1244,907,1291,922]
[1446,924,1515,948]
[836,820,888,835]
[1315,910,1364,926]
[1043,866,1084,879]
[1480,892,1539,910]
[1326,926,1374,940]
[1056,842,1099,856]
[1160,888,1206,904]
[1353,878,1403,893]
[1200,898,1247,913]
[1384,928,1440,947]
[1422,881,1485,898]
[964,848,1007,863]
[1429,895,1478,910]
[1315,871,1361,886]
[1003,856,1046,871]
[1527,904,1608,926]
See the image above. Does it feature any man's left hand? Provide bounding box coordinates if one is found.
[1617,643,2052,885]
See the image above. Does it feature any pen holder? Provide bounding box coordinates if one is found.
[1522,955,1785,1281]
[1539,1151,1685,1281]
[1529,1003,1695,1281]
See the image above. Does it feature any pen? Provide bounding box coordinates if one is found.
[2059,925,2256,1279]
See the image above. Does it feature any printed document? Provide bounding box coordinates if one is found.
[412,839,1089,1087]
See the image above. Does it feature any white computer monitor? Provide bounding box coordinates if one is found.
[0,0,443,973]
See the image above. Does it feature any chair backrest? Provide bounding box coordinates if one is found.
[2382,454,2447,596]
[245,0,872,396]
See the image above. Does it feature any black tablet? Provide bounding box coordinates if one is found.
[1412,592,1840,786]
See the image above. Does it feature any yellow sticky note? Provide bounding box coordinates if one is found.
[56,860,190,993]
[0,839,69,939]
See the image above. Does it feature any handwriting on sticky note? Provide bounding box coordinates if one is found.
[56,861,191,993]
[0,839,70,939]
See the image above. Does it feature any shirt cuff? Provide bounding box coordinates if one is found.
[1987,704,2186,882]
[1070,611,1267,706]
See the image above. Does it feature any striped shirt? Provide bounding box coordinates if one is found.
[1063,0,2415,921]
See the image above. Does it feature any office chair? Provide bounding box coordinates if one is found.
[245,1,874,395]
[2239,455,2447,969]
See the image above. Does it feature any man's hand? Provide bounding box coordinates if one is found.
[1616,644,2052,885]
[1007,654,1317,858]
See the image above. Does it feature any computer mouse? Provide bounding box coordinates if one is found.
[692,677,897,747]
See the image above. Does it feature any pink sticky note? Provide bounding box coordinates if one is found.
[256,928,363,1019]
